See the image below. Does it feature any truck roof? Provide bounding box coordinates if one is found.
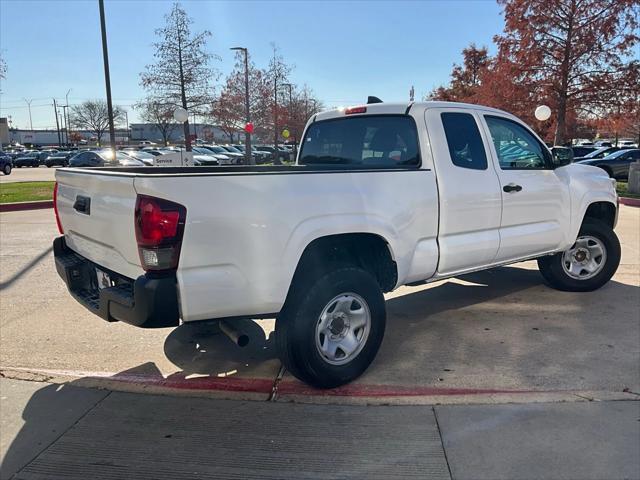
[314,100,514,122]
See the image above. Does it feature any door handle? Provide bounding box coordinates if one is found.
[503,183,522,193]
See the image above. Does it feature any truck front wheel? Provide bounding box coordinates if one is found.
[537,220,620,292]
[276,267,386,388]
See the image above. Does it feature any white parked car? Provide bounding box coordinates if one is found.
[138,140,157,147]
[53,101,620,388]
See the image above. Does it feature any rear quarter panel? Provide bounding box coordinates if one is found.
[134,169,438,321]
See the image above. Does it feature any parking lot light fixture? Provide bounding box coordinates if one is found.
[230,47,253,165]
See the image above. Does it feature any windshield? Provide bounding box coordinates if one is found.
[299,115,420,167]
[583,147,613,159]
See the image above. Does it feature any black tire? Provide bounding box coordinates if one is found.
[3,164,11,175]
[537,220,620,292]
[276,267,386,388]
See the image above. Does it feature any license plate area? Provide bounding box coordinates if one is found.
[96,268,113,290]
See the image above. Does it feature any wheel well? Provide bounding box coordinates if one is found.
[583,202,616,229]
[290,233,397,293]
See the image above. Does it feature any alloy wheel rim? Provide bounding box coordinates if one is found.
[562,235,607,280]
[315,292,371,365]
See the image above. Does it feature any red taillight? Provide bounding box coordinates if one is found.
[135,195,186,272]
[345,106,367,115]
[53,182,64,234]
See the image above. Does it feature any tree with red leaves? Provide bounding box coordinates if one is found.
[494,0,639,144]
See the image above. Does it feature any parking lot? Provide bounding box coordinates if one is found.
[1,206,638,403]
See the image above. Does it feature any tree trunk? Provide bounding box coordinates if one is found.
[554,94,567,145]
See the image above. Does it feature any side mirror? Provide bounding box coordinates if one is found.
[551,147,573,168]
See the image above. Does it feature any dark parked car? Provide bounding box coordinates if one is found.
[13,151,42,168]
[571,146,597,158]
[573,146,621,162]
[576,148,640,180]
[0,152,12,175]
[69,149,146,167]
[44,150,75,167]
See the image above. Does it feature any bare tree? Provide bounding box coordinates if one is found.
[69,100,124,146]
[265,43,292,162]
[140,2,219,151]
[135,98,180,146]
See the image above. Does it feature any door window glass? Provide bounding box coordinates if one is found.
[485,116,550,169]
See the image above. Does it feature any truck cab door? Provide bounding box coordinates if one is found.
[425,107,502,275]
[480,114,571,262]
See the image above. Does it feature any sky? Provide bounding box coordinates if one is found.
[0,0,504,129]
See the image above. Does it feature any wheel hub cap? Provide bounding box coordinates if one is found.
[562,235,607,280]
[315,293,371,365]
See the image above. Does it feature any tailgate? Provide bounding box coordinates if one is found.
[55,169,144,279]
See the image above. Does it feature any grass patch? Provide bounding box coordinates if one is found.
[616,181,640,199]
[0,181,55,203]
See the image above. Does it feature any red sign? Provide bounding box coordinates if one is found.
[244,122,254,134]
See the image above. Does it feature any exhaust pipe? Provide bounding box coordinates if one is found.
[219,320,249,347]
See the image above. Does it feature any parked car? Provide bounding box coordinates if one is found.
[573,146,621,162]
[594,141,613,147]
[193,146,233,165]
[253,145,288,162]
[69,149,146,167]
[571,146,597,158]
[201,145,244,164]
[620,141,638,148]
[13,151,41,168]
[121,150,157,166]
[54,100,621,389]
[139,140,157,147]
[575,148,640,180]
[45,151,75,168]
[0,152,12,175]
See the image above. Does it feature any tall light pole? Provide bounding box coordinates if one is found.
[65,89,72,145]
[230,46,253,165]
[23,98,33,131]
[124,110,130,146]
[281,82,296,158]
[53,99,62,147]
[98,0,116,154]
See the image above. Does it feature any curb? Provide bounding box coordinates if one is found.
[619,196,640,207]
[0,200,53,212]
[3,367,638,406]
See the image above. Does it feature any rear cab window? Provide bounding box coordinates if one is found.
[299,115,421,168]
[440,112,488,170]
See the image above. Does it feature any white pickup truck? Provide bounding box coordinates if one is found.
[54,101,620,388]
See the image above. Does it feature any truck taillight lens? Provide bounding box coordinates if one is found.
[135,195,186,272]
[53,182,64,234]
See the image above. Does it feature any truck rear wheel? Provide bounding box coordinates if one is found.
[537,220,620,292]
[276,267,386,388]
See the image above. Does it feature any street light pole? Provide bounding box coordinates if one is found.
[230,47,253,165]
[98,0,116,154]
[53,99,62,147]
[23,98,33,131]
[124,110,130,146]
[65,89,72,145]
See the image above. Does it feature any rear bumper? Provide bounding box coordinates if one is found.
[53,236,180,328]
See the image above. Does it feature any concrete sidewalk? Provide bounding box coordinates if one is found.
[2,378,638,480]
